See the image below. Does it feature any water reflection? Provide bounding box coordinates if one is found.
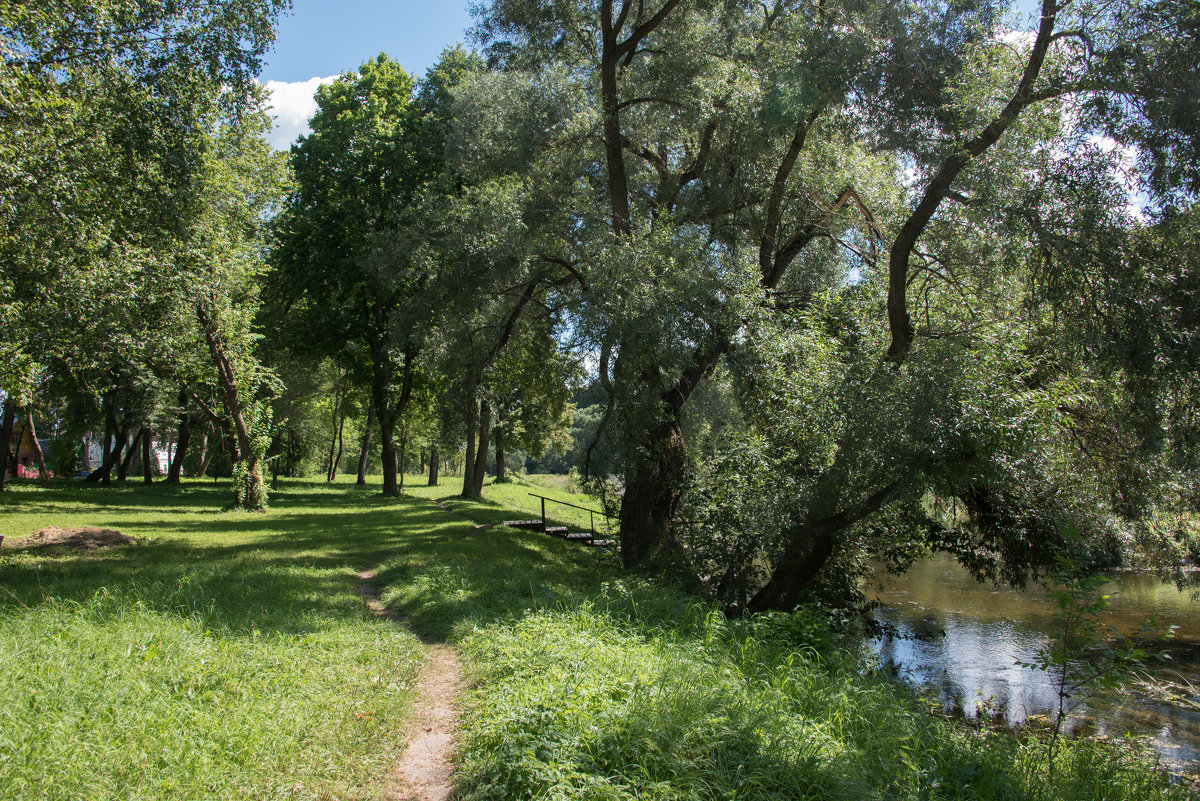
[870,555,1200,771]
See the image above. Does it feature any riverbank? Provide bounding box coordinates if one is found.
[0,477,1190,799]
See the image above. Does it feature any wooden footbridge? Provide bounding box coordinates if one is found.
[503,493,617,548]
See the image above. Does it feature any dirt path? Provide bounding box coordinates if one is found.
[358,571,464,801]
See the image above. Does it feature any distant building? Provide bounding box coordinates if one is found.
[8,425,42,470]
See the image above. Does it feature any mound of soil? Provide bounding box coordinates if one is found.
[14,526,139,551]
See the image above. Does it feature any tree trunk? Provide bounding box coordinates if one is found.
[428,443,439,486]
[327,409,345,482]
[194,429,212,478]
[87,400,114,483]
[168,392,191,484]
[356,401,374,486]
[325,383,345,482]
[118,429,142,481]
[743,525,837,614]
[197,300,265,510]
[333,414,345,478]
[25,408,50,486]
[618,414,687,568]
[370,334,399,497]
[142,429,153,484]
[743,476,906,613]
[600,0,632,236]
[461,395,478,498]
[103,423,127,486]
[89,402,128,486]
[494,422,506,482]
[0,398,16,491]
[398,421,408,494]
[472,399,492,497]
[325,410,339,482]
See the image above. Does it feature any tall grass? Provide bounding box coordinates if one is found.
[385,478,1188,800]
[448,599,1182,800]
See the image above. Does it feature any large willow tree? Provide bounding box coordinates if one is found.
[463,0,1200,610]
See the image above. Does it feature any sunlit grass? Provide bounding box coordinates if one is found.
[403,472,618,536]
[0,478,428,800]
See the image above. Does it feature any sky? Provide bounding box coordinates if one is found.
[261,1,475,149]
[259,0,1048,150]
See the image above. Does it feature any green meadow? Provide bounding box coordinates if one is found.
[0,476,1188,800]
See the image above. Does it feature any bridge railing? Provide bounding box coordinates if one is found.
[527,492,618,539]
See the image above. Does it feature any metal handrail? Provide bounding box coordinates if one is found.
[527,492,618,539]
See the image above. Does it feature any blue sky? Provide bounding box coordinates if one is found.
[262,1,475,84]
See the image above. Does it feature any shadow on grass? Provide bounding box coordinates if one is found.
[0,482,475,641]
[0,478,628,647]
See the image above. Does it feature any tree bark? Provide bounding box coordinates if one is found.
[118,429,142,481]
[886,0,1059,363]
[472,399,492,497]
[88,401,128,486]
[428,443,439,486]
[600,0,632,236]
[462,394,478,498]
[196,300,265,509]
[371,339,416,498]
[0,397,16,491]
[328,410,346,482]
[398,421,408,494]
[494,416,506,482]
[743,524,838,614]
[618,414,688,568]
[334,414,345,477]
[142,428,153,484]
[369,329,399,497]
[194,429,212,478]
[25,408,50,486]
[168,392,192,484]
[356,401,374,486]
[744,477,906,613]
[87,399,114,483]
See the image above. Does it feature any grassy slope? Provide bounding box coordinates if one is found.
[1,474,1188,801]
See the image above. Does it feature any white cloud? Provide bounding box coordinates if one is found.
[262,76,338,150]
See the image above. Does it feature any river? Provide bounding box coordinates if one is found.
[870,555,1200,771]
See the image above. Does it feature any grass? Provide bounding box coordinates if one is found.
[0,474,1190,800]
[0,478,433,800]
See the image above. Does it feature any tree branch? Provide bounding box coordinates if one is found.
[886,0,1061,363]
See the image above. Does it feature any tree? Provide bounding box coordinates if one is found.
[271,50,480,496]
[467,0,1200,610]
[174,109,289,510]
[0,0,289,497]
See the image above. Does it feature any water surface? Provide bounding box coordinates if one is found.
[871,556,1200,770]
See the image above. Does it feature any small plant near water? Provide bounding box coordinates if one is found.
[1017,566,1174,777]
